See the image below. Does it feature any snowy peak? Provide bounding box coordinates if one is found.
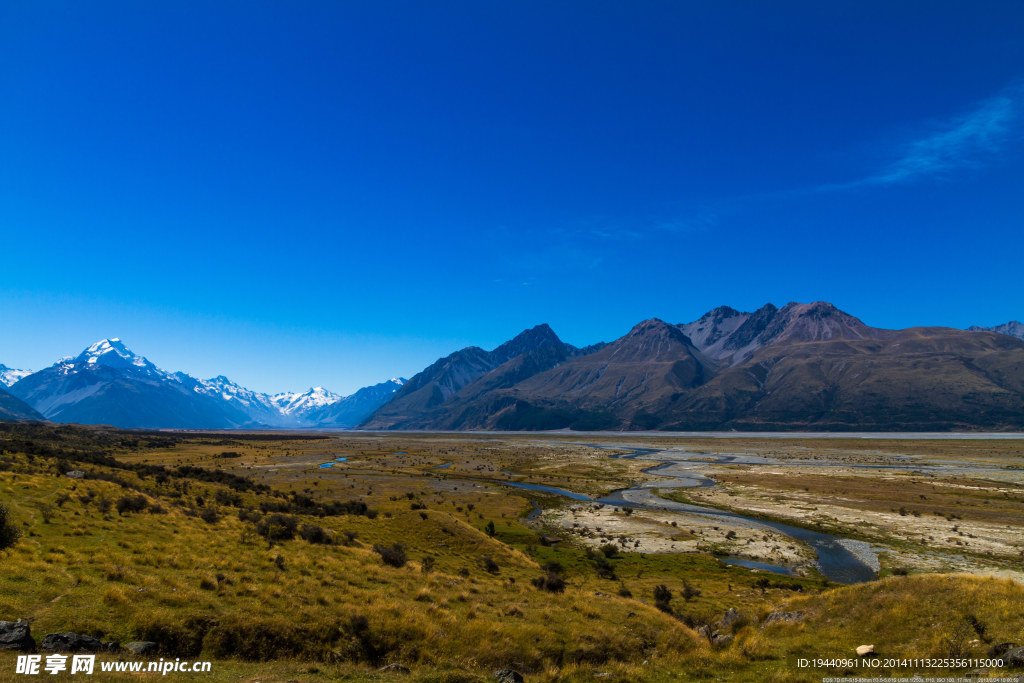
[71,338,162,375]
[0,364,32,387]
[195,375,272,409]
[271,386,343,415]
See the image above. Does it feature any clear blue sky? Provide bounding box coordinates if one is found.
[2,2,1022,395]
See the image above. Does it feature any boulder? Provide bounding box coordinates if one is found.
[0,621,34,651]
[697,624,713,641]
[713,634,735,648]
[378,663,410,674]
[41,632,104,652]
[65,471,85,479]
[761,611,805,628]
[856,644,875,656]
[1003,646,1024,668]
[124,641,158,656]
[493,669,525,683]
[721,608,742,629]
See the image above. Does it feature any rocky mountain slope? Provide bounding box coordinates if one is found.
[969,321,1024,341]
[0,386,43,421]
[5,303,1022,430]
[364,302,1024,431]
[360,324,583,429]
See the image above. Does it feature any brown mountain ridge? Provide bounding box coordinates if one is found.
[361,302,1024,431]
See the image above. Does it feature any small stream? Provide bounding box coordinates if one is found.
[507,443,880,584]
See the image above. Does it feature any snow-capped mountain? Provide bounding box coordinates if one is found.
[305,378,406,427]
[186,374,300,428]
[267,380,407,427]
[5,339,406,429]
[8,339,250,428]
[271,387,344,416]
[0,364,32,387]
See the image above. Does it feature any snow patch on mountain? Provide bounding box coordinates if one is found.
[271,387,343,415]
[0,365,32,387]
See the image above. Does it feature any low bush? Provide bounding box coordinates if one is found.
[299,523,334,544]
[0,503,20,550]
[654,584,673,613]
[255,513,298,541]
[373,543,407,568]
[532,570,566,593]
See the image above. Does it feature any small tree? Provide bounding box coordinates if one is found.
[484,521,496,537]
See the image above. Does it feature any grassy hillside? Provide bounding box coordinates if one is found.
[1,425,1022,681]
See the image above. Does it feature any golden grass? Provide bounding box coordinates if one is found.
[2,427,1023,681]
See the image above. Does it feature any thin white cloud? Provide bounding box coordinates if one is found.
[838,84,1023,189]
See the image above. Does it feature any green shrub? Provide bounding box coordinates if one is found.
[0,503,20,550]
[255,513,298,541]
[373,543,407,568]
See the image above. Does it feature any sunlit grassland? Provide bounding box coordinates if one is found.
[1,426,1023,681]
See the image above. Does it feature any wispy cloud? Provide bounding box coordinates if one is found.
[833,84,1023,189]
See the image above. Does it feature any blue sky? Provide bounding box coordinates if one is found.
[2,2,1022,395]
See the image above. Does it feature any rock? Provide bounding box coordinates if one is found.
[41,632,104,652]
[65,471,85,479]
[713,634,735,648]
[697,624,713,641]
[989,642,1017,658]
[720,608,742,629]
[0,621,35,651]
[493,669,525,683]
[378,663,411,674]
[124,641,158,655]
[761,611,805,628]
[856,644,875,656]
[1003,646,1024,668]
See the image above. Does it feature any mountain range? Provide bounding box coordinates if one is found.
[2,305,1022,430]
[969,321,1024,340]
[2,339,404,429]
[360,304,1024,431]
